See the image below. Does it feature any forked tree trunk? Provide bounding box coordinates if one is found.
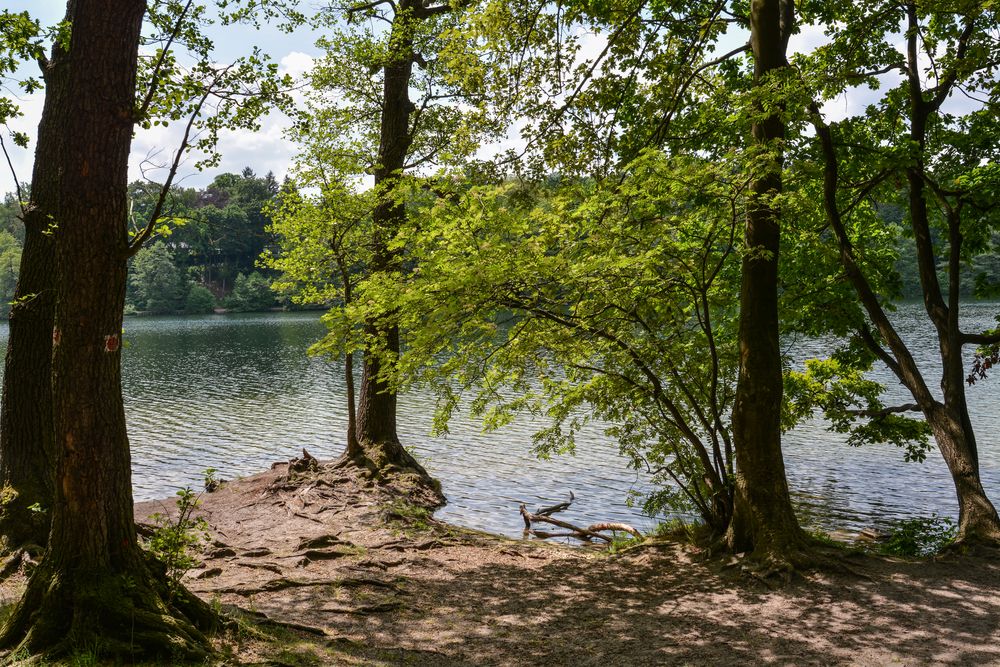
[344,0,441,500]
[0,1,214,658]
[725,0,808,562]
[0,24,69,553]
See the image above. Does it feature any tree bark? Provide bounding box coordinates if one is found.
[0,1,214,658]
[345,0,441,501]
[0,18,70,553]
[725,0,809,563]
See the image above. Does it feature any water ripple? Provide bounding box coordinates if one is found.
[0,305,996,538]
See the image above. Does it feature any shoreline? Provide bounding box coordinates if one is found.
[120,458,1000,666]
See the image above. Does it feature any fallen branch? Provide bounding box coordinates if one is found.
[587,522,643,539]
[520,504,641,543]
[537,491,574,516]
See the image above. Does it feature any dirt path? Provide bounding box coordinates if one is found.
[132,460,1000,666]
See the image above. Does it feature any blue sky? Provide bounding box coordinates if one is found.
[2,0,324,193]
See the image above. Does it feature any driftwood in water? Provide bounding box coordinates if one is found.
[519,503,642,543]
[536,491,574,516]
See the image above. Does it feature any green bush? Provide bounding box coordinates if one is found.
[185,283,217,314]
[224,271,275,312]
[880,516,957,557]
[146,485,210,595]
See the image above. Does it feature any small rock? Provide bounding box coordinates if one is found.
[195,567,223,579]
[241,547,273,557]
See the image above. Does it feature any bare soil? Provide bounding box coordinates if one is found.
[128,459,1000,666]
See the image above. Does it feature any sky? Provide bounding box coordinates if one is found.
[2,0,323,194]
[0,3,981,199]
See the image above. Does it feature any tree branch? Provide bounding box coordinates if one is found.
[0,134,25,215]
[844,403,921,418]
[127,82,214,258]
[136,0,195,123]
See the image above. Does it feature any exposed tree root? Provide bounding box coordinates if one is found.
[941,532,1000,559]
[0,543,42,581]
[719,534,872,586]
[0,558,216,662]
[333,440,445,509]
[220,605,330,637]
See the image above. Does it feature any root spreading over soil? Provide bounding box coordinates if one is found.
[4,459,998,665]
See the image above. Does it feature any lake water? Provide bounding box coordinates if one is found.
[2,304,998,538]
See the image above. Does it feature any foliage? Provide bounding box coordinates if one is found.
[784,354,933,462]
[264,182,372,310]
[225,271,276,312]
[0,229,20,314]
[879,516,957,558]
[325,150,748,532]
[185,283,217,314]
[122,169,282,314]
[146,485,211,594]
[129,241,186,314]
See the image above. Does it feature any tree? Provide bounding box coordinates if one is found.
[351,153,746,533]
[267,182,373,453]
[0,231,19,311]
[0,0,297,561]
[224,271,276,311]
[277,0,494,492]
[0,0,214,657]
[185,282,217,313]
[723,0,811,565]
[0,8,66,553]
[797,0,1000,546]
[440,0,810,560]
[130,240,185,314]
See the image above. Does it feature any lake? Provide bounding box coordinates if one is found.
[2,303,998,538]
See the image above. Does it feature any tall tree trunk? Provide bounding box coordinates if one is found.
[0,22,70,554]
[725,0,808,563]
[344,0,442,501]
[0,1,214,658]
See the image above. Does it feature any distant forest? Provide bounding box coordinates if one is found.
[2,177,1000,316]
[0,167,286,315]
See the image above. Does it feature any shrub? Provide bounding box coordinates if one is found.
[224,271,275,312]
[880,516,957,557]
[185,283,216,314]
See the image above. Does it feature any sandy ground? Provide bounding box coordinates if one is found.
[123,459,1000,666]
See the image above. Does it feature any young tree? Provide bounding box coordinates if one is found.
[277,0,496,492]
[267,183,372,453]
[0,0,214,657]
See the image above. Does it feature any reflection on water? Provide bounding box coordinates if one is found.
[0,304,997,538]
